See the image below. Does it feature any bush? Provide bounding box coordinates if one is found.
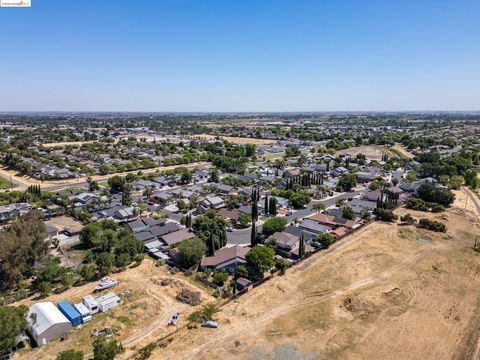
[430,203,445,213]
[406,198,429,211]
[400,213,416,225]
[376,209,398,222]
[418,218,446,232]
[315,233,335,247]
[212,271,228,286]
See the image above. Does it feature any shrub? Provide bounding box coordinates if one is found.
[400,213,416,225]
[418,218,446,232]
[406,198,429,211]
[430,203,445,213]
[212,271,228,286]
[376,209,398,222]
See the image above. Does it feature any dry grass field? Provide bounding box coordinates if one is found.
[336,146,388,161]
[192,134,276,145]
[41,141,98,148]
[149,190,480,360]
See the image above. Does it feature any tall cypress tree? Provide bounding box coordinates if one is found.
[299,234,305,258]
[250,221,256,247]
[264,193,269,215]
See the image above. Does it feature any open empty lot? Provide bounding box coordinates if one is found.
[192,134,276,145]
[336,146,388,161]
[151,190,480,360]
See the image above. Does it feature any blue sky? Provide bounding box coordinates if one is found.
[1,0,479,112]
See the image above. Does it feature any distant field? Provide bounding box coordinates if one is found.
[336,146,387,161]
[192,134,276,145]
[41,140,97,148]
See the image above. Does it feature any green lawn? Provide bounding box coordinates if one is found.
[0,177,15,190]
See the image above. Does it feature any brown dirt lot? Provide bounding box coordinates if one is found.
[336,146,388,161]
[192,134,276,145]
[41,141,97,148]
[13,259,214,360]
[150,190,480,360]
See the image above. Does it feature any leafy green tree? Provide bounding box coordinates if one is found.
[0,305,28,353]
[176,237,207,269]
[96,252,114,276]
[416,183,455,207]
[315,233,335,247]
[342,206,355,220]
[313,203,326,213]
[245,144,256,157]
[80,264,97,281]
[56,349,84,360]
[235,264,249,279]
[337,173,357,192]
[246,245,275,280]
[193,211,227,254]
[289,192,310,209]
[375,208,398,222]
[237,213,251,229]
[464,169,479,189]
[262,217,287,237]
[93,337,124,360]
[212,271,228,286]
[107,175,124,193]
[38,281,52,297]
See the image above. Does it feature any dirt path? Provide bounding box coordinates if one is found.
[462,186,480,216]
[391,143,415,159]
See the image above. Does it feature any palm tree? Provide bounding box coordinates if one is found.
[313,203,326,214]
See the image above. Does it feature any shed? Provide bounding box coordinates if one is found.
[96,293,122,312]
[82,295,100,314]
[27,302,73,346]
[57,300,82,327]
[74,303,92,323]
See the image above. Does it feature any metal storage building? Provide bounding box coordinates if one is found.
[82,295,100,314]
[57,300,82,327]
[27,302,73,346]
[96,292,122,312]
[74,303,92,323]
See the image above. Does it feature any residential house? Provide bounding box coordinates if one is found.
[200,245,250,273]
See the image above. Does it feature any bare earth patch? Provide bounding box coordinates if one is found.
[192,134,276,145]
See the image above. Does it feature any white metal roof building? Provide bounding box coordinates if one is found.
[96,292,122,312]
[27,302,73,346]
[74,303,92,323]
[82,295,100,314]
